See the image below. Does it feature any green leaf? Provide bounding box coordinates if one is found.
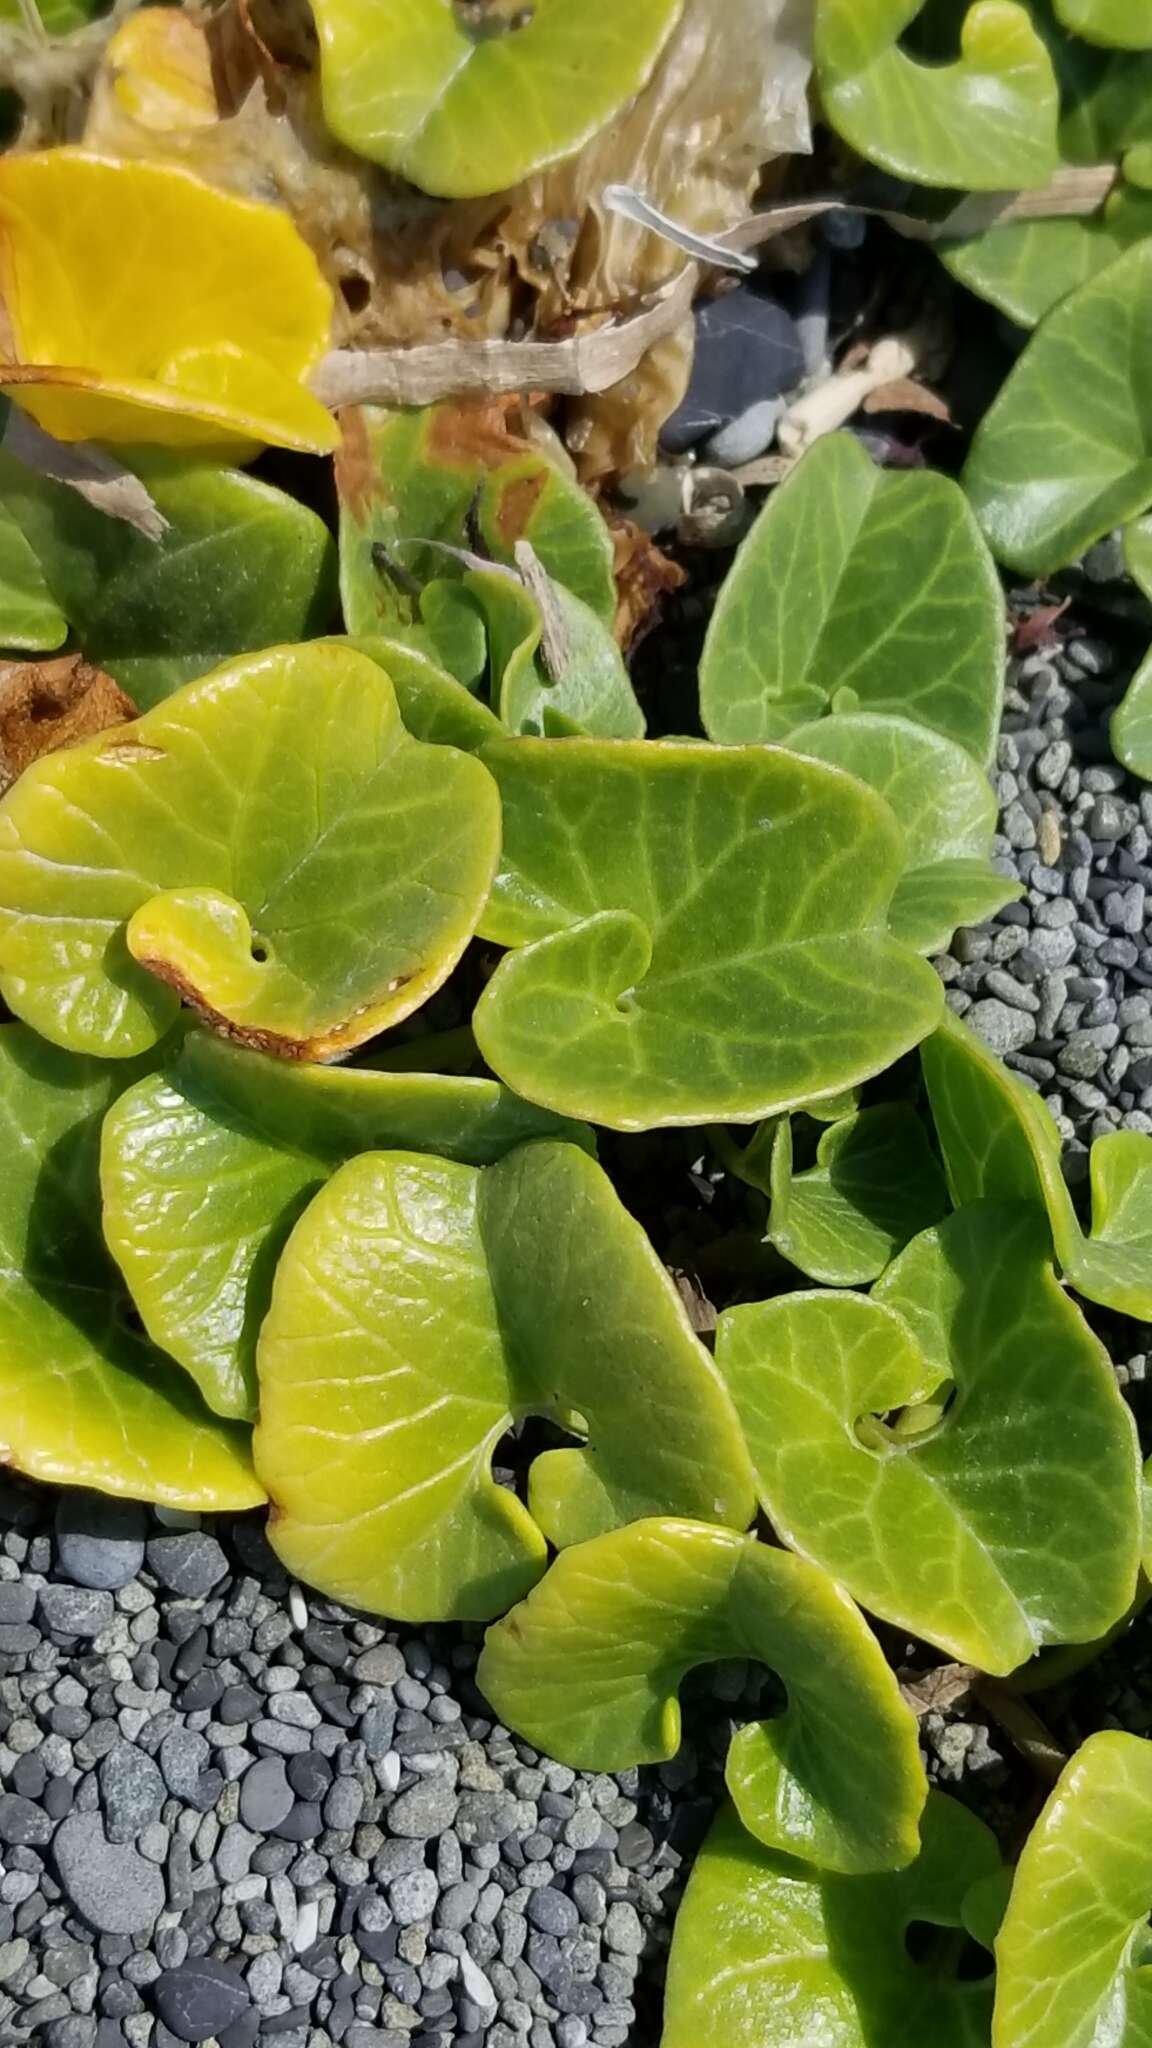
[0,641,501,1060]
[472,736,943,1130]
[945,184,1152,329]
[993,1730,1152,2048]
[336,402,616,639]
[0,449,337,710]
[719,1202,1142,1673]
[101,1028,593,1423]
[0,0,110,31]
[254,1144,756,1621]
[418,579,489,692]
[662,1794,1001,2048]
[346,633,505,752]
[0,502,67,652]
[1054,0,1152,48]
[701,437,1005,765]
[0,1023,262,1507]
[312,0,683,198]
[463,568,644,738]
[814,0,1059,191]
[765,1103,950,1286]
[923,1007,1152,1319]
[787,711,1017,948]
[964,241,1152,575]
[1111,515,1152,778]
[478,1517,926,1873]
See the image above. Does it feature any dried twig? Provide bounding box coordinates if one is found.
[2,408,167,541]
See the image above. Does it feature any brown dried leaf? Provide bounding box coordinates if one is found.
[861,377,953,422]
[898,1664,976,1718]
[609,515,687,651]
[0,655,137,795]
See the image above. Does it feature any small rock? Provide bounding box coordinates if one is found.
[388,1871,439,1927]
[352,1646,405,1687]
[145,1533,228,1599]
[55,1494,146,1591]
[703,397,783,468]
[0,1792,53,1847]
[239,1758,294,1834]
[967,998,1035,1057]
[38,1586,114,1638]
[388,1778,458,1840]
[159,1730,209,1804]
[99,1744,165,1844]
[152,1959,251,2043]
[661,287,803,454]
[53,1812,165,1935]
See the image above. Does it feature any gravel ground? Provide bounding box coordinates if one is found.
[3,569,1152,2048]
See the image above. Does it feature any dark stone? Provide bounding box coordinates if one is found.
[660,286,804,453]
[44,1778,75,1822]
[178,1672,223,1715]
[270,1800,322,1842]
[0,1792,53,1846]
[302,1624,349,1669]
[12,1752,46,1799]
[0,1583,34,1624]
[99,1744,165,1844]
[145,1534,228,1599]
[38,1586,114,1638]
[55,1494,146,1591]
[172,1628,209,1681]
[218,1685,260,1726]
[152,1959,251,2043]
[286,1751,332,1801]
[217,2014,261,2048]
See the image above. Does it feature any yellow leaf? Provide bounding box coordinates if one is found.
[0,150,338,453]
[87,9,219,137]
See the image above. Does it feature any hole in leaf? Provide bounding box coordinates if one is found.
[453,0,535,40]
[250,937,270,964]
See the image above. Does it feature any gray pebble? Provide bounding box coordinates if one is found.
[146,1534,228,1599]
[387,1778,458,1841]
[55,1495,146,1591]
[239,1759,294,1834]
[39,1586,114,1638]
[53,1814,165,1935]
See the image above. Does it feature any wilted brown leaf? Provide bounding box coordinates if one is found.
[0,655,137,795]
[609,515,686,650]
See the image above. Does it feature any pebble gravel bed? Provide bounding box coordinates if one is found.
[3,575,1152,2048]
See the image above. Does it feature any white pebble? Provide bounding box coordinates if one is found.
[288,1583,308,1631]
[292,1899,320,1954]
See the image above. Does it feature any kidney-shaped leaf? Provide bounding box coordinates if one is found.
[964,241,1152,576]
[1055,0,1152,47]
[102,1030,591,1422]
[313,0,683,198]
[766,1103,950,1286]
[479,1517,926,1873]
[0,1024,262,1508]
[0,641,500,1060]
[663,1793,1001,2048]
[945,183,1152,330]
[814,0,1059,191]
[994,1731,1152,2048]
[719,1201,1143,1673]
[786,712,1017,950]
[701,436,1004,764]
[472,736,943,1130]
[0,151,336,453]
[348,634,506,752]
[463,567,643,738]
[254,1143,756,1622]
[0,448,338,710]
[923,1007,1152,1319]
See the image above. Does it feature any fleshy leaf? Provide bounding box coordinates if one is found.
[662,1794,1001,2048]
[719,1202,1143,1673]
[337,402,616,640]
[472,736,943,1130]
[0,501,66,653]
[923,1007,1152,1319]
[346,634,505,752]
[313,0,684,199]
[0,642,500,1059]
[0,150,336,453]
[964,241,1152,576]
[701,436,1004,764]
[463,568,644,738]
[945,184,1152,329]
[1112,515,1152,779]
[254,1145,756,1621]
[0,1023,262,1508]
[814,0,1059,191]
[478,1517,926,1873]
[787,712,1017,949]
[101,1029,593,1422]
[993,1731,1152,2048]
[766,1104,950,1286]
[1054,0,1152,48]
[0,448,337,710]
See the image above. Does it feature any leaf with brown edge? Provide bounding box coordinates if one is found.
[0,655,137,796]
[0,642,501,1061]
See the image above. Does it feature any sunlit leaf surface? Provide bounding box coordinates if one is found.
[0,642,500,1059]
[0,150,336,452]
[720,1202,1143,1672]
[479,1517,926,1872]
[255,1146,755,1620]
[0,1023,262,1506]
[473,736,943,1129]
[765,1103,950,1286]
